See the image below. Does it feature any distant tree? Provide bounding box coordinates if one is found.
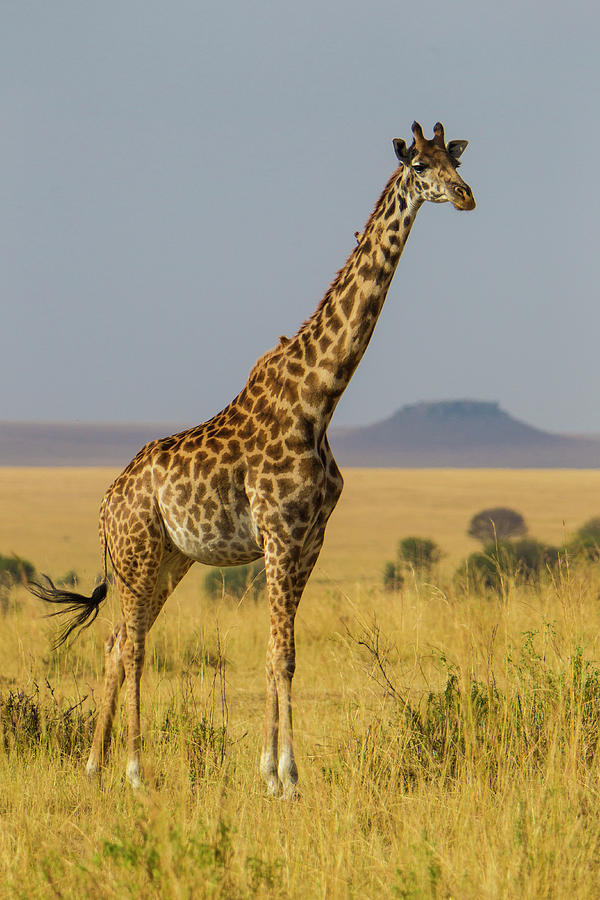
[204,560,265,602]
[397,537,442,574]
[467,508,527,544]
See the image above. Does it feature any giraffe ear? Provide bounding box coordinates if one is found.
[393,138,411,165]
[448,140,469,161]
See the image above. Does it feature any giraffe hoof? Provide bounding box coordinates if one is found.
[85,758,101,779]
[126,761,142,790]
[260,752,282,796]
[282,782,301,801]
[263,775,282,798]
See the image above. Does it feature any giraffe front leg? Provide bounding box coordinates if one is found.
[260,636,281,796]
[260,541,302,800]
[270,509,336,797]
[259,513,333,799]
[270,605,299,800]
[275,649,299,800]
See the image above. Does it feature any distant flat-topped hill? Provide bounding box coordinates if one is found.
[329,400,600,467]
[1,401,599,467]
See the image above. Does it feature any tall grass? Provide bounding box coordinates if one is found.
[2,468,600,897]
[0,561,599,898]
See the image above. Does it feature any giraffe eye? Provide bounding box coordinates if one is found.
[413,163,428,174]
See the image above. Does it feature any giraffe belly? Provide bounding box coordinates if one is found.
[159,503,263,568]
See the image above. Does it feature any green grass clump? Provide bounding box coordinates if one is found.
[341,625,600,795]
[0,681,94,759]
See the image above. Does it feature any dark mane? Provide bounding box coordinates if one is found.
[292,168,402,337]
[248,335,290,379]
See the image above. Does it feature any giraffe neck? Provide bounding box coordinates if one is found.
[282,167,422,431]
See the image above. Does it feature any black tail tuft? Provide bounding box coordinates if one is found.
[29,575,108,648]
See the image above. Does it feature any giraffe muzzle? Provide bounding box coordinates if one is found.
[451,182,476,211]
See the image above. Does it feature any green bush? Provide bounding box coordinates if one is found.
[57,570,78,588]
[383,561,403,592]
[0,683,94,758]
[0,554,35,587]
[567,517,600,562]
[568,536,600,563]
[0,554,35,611]
[576,517,600,541]
[455,538,560,594]
[204,560,265,602]
[383,536,442,591]
[398,537,442,573]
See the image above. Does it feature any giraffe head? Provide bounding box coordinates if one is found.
[393,121,475,211]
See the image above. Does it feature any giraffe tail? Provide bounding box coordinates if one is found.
[29,576,108,649]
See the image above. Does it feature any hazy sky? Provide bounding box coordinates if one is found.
[2,1,598,434]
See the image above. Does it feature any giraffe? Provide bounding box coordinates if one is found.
[30,121,475,798]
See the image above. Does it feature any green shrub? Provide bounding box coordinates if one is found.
[567,517,600,562]
[567,535,600,563]
[0,554,35,611]
[512,538,562,578]
[576,517,600,541]
[455,538,560,594]
[383,536,442,591]
[0,554,35,587]
[204,560,265,602]
[398,536,442,573]
[383,561,403,592]
[57,570,78,588]
[0,684,94,758]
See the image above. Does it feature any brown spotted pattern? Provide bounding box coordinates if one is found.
[80,122,475,796]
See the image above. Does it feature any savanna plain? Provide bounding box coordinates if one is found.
[2,466,600,899]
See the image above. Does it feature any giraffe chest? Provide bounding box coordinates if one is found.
[156,478,262,567]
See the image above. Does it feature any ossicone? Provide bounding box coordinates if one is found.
[393,121,470,164]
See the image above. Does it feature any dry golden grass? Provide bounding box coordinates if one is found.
[1,466,600,898]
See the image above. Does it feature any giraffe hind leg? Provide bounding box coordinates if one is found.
[86,547,193,785]
[120,551,193,788]
[85,567,155,789]
[86,622,126,777]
